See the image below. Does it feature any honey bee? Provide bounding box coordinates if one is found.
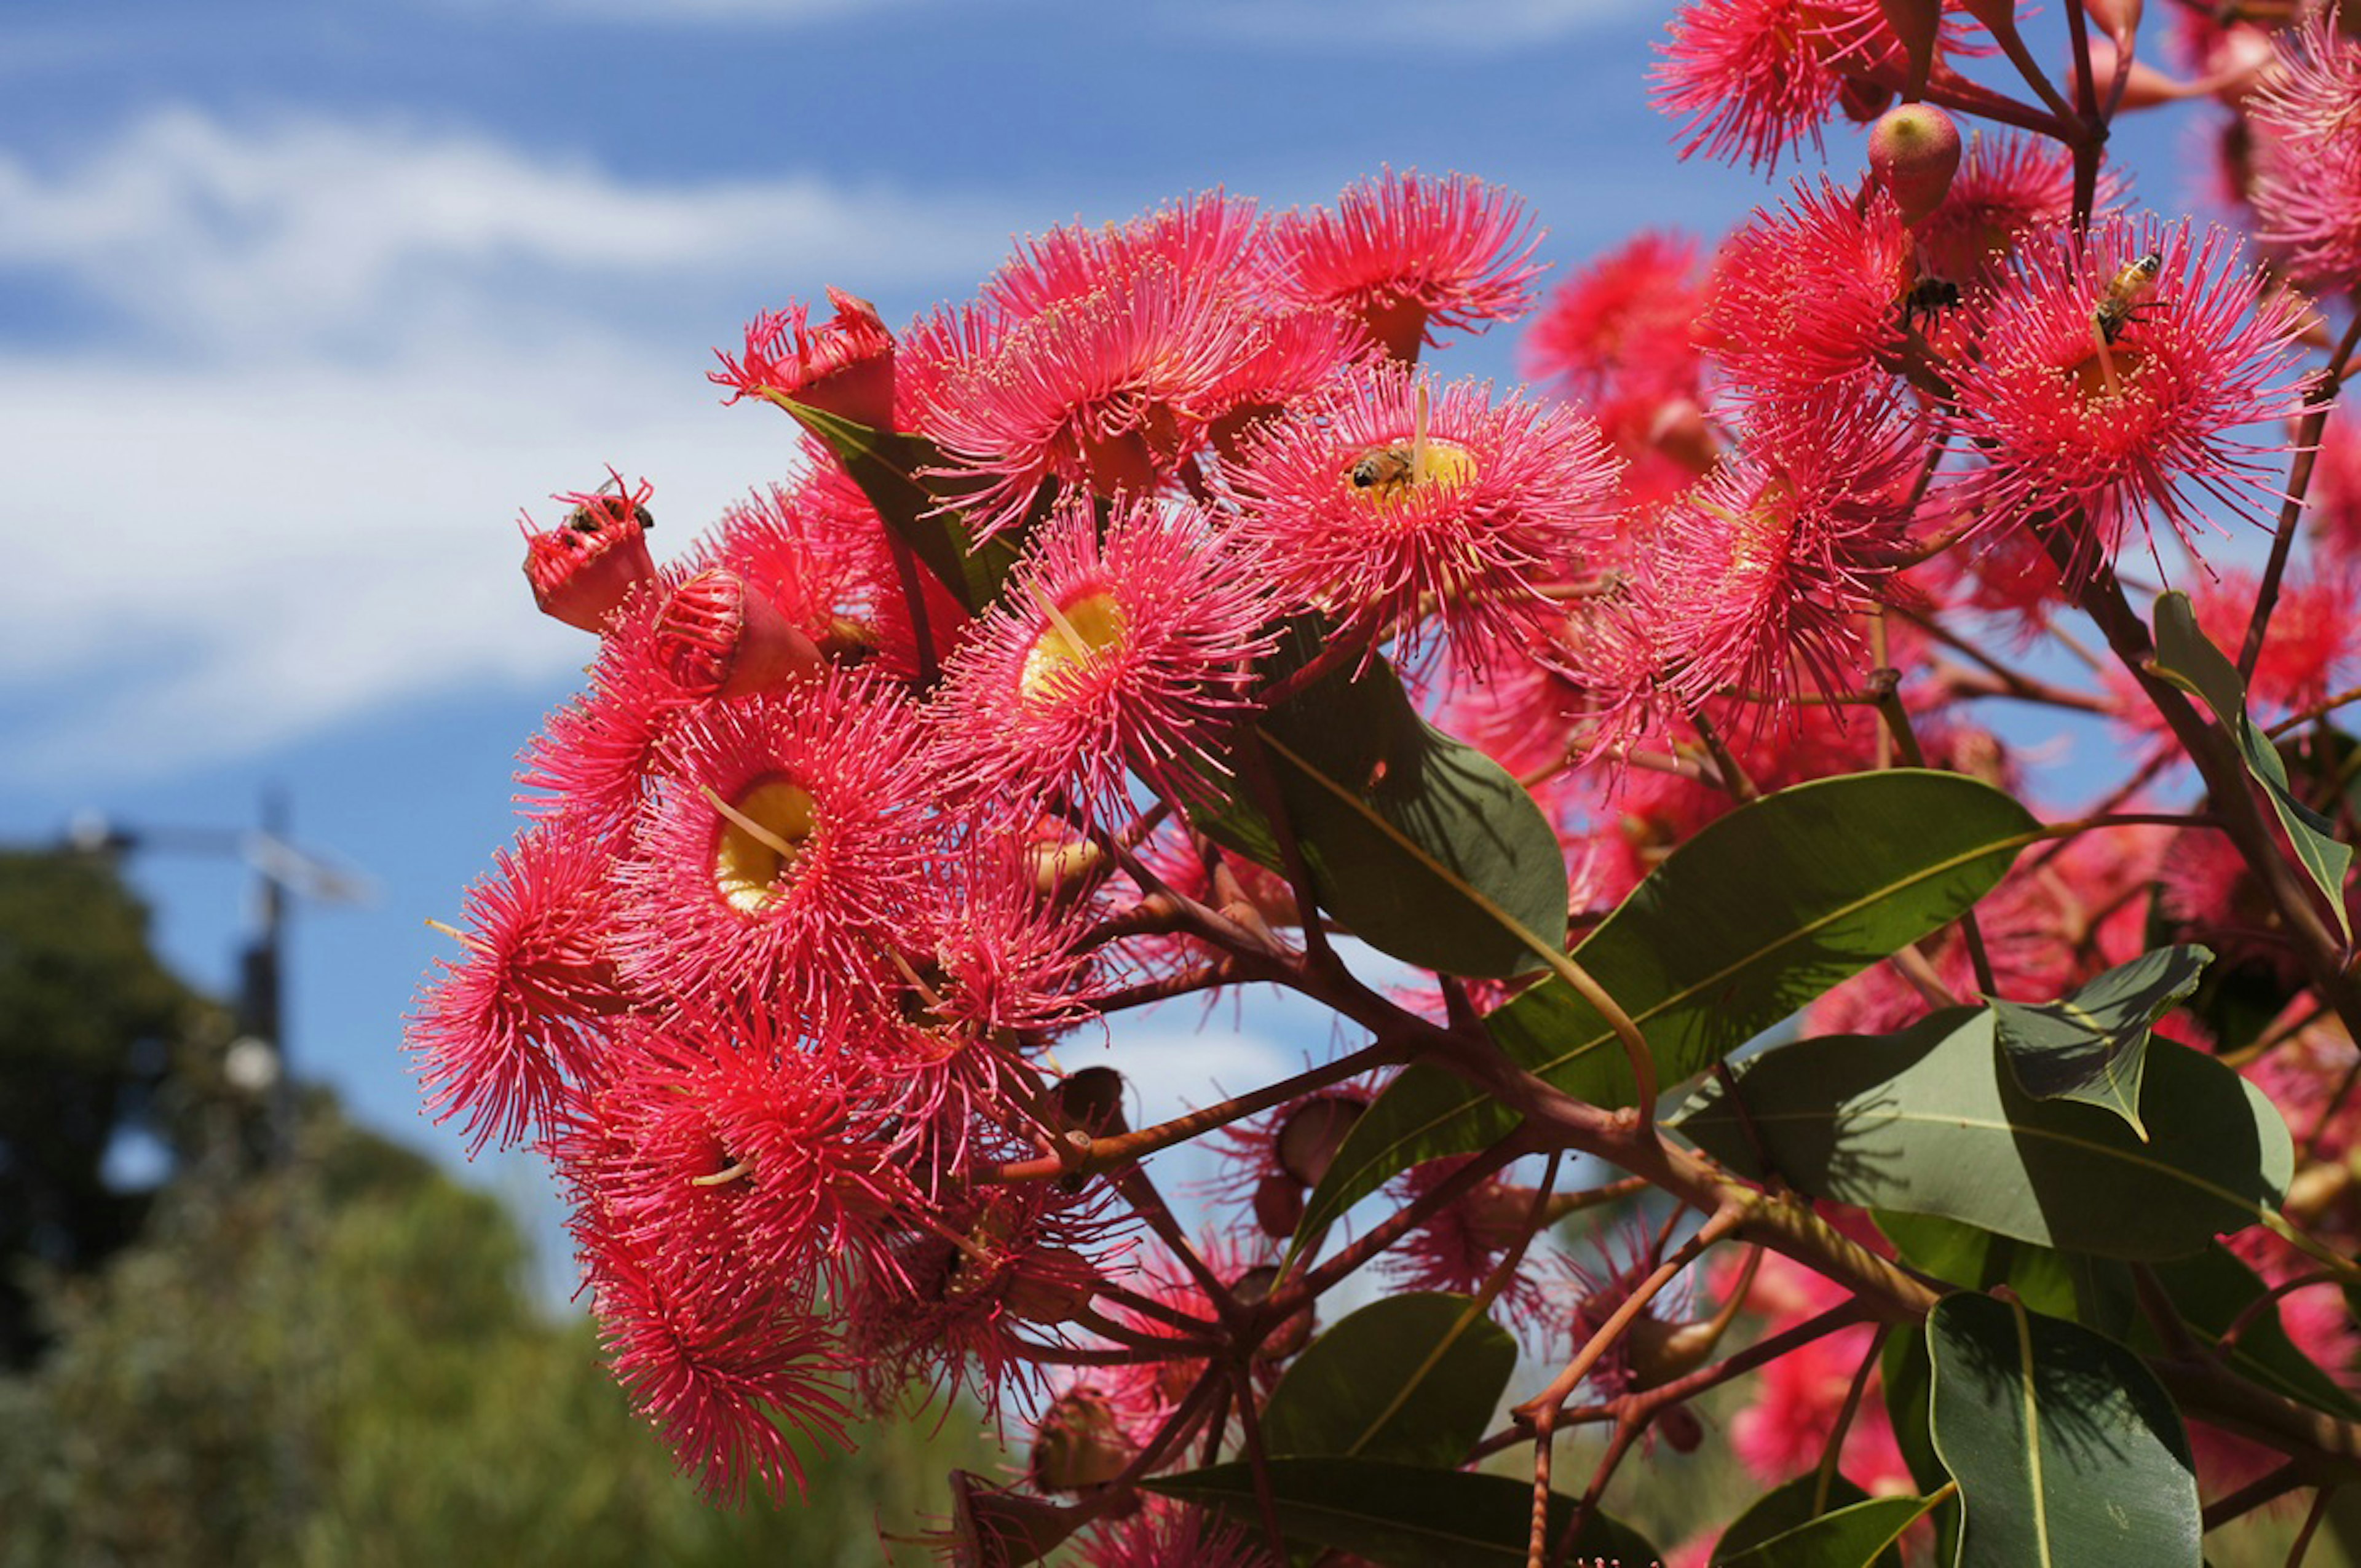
[1899,275,1961,330]
[2093,251,2163,345]
[1348,443,1417,500]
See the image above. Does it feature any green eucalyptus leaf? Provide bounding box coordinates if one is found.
[2151,591,2351,943]
[2138,1244,2361,1421]
[1145,1457,1659,1568]
[1713,1473,1900,1567]
[1260,1293,1516,1468]
[773,397,1027,614]
[1926,1293,2201,1568]
[1296,770,2039,1243]
[1671,1008,2291,1260]
[1197,625,1570,981]
[1877,1211,2137,1339]
[1883,1330,1964,1567]
[1989,944,2212,1141]
[1720,1494,1938,1568]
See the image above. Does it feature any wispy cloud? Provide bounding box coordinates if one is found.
[0,107,1021,361]
[1177,0,1640,53]
[0,109,1030,780]
[491,0,931,21]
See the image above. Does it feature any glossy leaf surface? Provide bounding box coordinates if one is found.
[1298,772,2038,1240]
[1712,1473,1899,1567]
[1260,1293,1515,1469]
[1926,1293,2200,1568]
[1672,1008,2291,1259]
[1147,1457,1659,1567]
[2151,590,2352,943]
[1200,626,1570,981]
[1989,944,2210,1141]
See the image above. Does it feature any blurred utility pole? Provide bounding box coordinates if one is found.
[67,788,373,1166]
[63,788,372,1535]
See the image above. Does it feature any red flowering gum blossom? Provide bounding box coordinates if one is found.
[1652,392,1926,715]
[711,285,896,429]
[1268,169,1542,362]
[1701,179,1912,397]
[607,670,942,1027]
[1519,230,1707,412]
[935,493,1279,818]
[407,823,625,1155]
[1867,103,1961,226]
[520,472,658,633]
[918,259,1251,539]
[2247,9,2361,296]
[577,1213,852,1506]
[984,189,1271,319]
[515,588,700,834]
[652,568,827,699]
[1222,361,1622,663]
[1653,0,1924,172]
[1940,217,2314,580]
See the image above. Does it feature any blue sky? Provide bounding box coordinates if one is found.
[0,0,2191,1285]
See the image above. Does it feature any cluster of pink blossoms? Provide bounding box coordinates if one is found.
[417,171,1627,1529]
[413,2,2361,1561]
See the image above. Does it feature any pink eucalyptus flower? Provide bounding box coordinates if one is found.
[608,671,943,1026]
[407,823,627,1155]
[934,493,1280,819]
[1940,216,2314,582]
[919,260,1254,538]
[520,470,659,633]
[1267,169,1543,360]
[712,285,896,428]
[1222,362,1621,665]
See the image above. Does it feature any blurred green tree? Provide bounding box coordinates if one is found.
[0,846,230,1366]
[0,847,1003,1565]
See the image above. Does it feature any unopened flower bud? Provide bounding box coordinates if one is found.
[1877,0,1942,98]
[1656,1401,1706,1453]
[1024,833,1104,897]
[1003,1246,1102,1326]
[1252,1173,1305,1240]
[520,474,657,633]
[2084,0,2140,41]
[1838,74,1897,124]
[1232,1264,1316,1360]
[1275,1095,1366,1187]
[1029,1387,1137,1494]
[654,569,826,697]
[1868,104,1963,226]
[1052,1066,1129,1137]
[2083,36,2200,109]
[947,1467,1097,1562]
[1624,1312,1723,1389]
[1646,397,1721,475]
[1462,1179,1541,1253]
[2204,25,2277,108]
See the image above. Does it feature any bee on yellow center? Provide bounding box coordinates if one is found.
[2093,251,2163,346]
[1343,438,1477,508]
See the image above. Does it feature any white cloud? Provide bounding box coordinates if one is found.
[0,106,1021,360]
[505,0,925,20]
[0,109,1032,782]
[0,342,802,778]
[1177,0,1639,53]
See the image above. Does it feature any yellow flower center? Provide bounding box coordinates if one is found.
[1019,590,1128,702]
[1342,438,1477,510]
[711,777,817,913]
